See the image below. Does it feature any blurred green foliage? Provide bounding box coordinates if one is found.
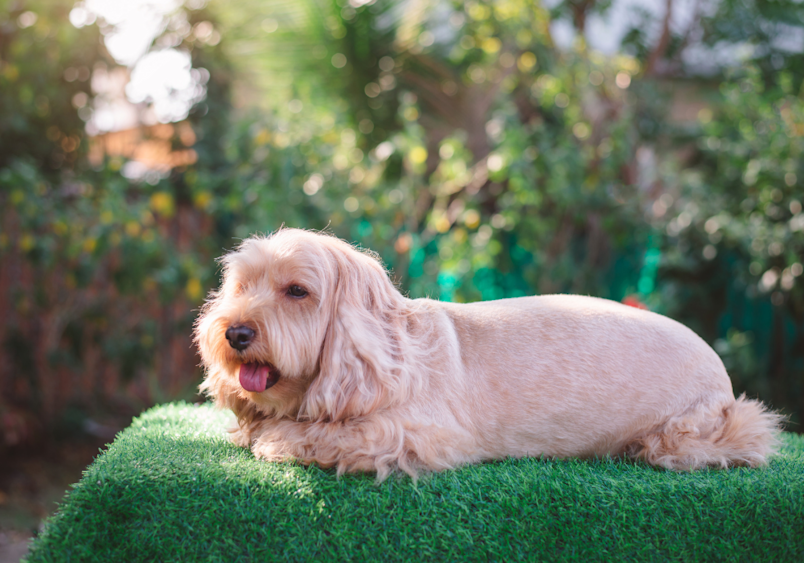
[657,66,804,411]
[1,0,803,445]
[0,0,98,172]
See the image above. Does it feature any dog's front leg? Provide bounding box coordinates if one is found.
[229,425,252,448]
[250,417,409,478]
[250,416,478,480]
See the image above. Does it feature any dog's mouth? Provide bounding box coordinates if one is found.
[239,363,280,392]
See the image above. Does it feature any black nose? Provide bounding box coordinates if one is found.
[225,325,255,351]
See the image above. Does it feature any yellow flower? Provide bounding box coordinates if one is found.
[435,215,451,233]
[463,210,480,229]
[150,192,175,218]
[467,3,490,20]
[481,38,501,54]
[254,129,271,145]
[19,234,35,251]
[518,52,537,72]
[194,191,213,210]
[186,278,203,301]
[409,146,428,165]
[125,221,141,237]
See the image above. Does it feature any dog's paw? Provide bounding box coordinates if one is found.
[228,426,253,448]
[252,439,299,463]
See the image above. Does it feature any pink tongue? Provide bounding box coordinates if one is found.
[239,363,271,392]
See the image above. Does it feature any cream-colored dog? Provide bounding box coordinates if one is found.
[196,228,781,479]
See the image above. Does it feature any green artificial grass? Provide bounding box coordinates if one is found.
[26,403,804,563]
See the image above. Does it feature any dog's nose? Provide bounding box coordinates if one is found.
[225,325,255,351]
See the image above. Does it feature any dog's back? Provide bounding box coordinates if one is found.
[420,295,779,468]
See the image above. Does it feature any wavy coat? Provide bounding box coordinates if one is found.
[195,229,781,479]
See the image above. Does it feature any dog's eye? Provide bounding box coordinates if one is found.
[287,285,308,298]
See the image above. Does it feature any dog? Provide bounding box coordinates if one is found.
[195,228,782,480]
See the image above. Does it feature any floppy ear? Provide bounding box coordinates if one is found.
[300,244,412,422]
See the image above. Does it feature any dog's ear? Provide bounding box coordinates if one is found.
[300,243,411,422]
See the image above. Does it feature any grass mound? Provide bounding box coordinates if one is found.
[26,403,804,562]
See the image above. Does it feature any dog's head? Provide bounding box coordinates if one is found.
[195,229,413,429]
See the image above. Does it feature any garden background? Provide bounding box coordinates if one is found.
[1,0,804,554]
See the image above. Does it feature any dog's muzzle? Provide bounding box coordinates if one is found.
[226,325,255,351]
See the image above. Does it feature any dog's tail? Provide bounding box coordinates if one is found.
[627,394,784,470]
